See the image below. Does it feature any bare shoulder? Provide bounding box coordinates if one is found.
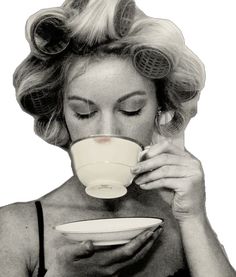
[0,201,39,275]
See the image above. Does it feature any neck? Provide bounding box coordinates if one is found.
[66,175,142,212]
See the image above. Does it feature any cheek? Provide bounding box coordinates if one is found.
[120,110,156,146]
[63,101,99,141]
[64,108,81,140]
[131,119,155,146]
[64,108,106,140]
[132,103,157,145]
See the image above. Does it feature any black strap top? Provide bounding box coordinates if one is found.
[35,201,190,277]
[35,201,47,277]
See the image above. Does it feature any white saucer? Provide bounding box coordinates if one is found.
[55,217,163,245]
[93,240,129,246]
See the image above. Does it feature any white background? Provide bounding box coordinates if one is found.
[1,0,235,269]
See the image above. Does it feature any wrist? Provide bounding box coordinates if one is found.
[177,211,208,230]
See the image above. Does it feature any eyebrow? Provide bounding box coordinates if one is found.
[117,91,147,103]
[67,95,95,105]
[67,91,147,105]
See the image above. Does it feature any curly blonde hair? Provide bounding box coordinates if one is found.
[13,0,205,150]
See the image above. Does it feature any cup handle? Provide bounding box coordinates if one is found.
[138,146,151,162]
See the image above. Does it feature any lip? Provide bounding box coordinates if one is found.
[70,134,144,149]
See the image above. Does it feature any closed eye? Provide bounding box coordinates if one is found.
[74,111,97,119]
[119,109,142,117]
[74,109,142,120]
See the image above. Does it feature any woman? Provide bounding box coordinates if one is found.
[0,0,235,276]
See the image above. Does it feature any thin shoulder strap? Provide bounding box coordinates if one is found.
[168,268,191,277]
[35,201,47,277]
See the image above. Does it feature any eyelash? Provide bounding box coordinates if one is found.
[74,111,97,120]
[74,109,142,120]
[121,109,142,116]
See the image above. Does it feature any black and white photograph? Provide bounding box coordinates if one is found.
[0,0,236,276]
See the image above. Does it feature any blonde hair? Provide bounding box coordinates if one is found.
[13,0,205,149]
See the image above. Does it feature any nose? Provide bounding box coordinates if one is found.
[96,113,120,135]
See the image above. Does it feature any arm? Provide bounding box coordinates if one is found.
[180,214,236,277]
[0,204,30,277]
[132,141,236,277]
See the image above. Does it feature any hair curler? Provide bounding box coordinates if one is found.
[133,47,172,79]
[26,8,70,57]
[21,90,56,116]
[166,81,199,102]
[114,0,136,37]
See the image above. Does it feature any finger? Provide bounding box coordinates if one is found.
[139,178,186,191]
[145,141,188,159]
[138,146,151,162]
[109,227,163,274]
[132,153,190,175]
[59,241,95,261]
[103,228,161,265]
[135,165,194,185]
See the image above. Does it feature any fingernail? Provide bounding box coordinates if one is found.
[135,178,143,185]
[144,230,154,239]
[83,241,94,251]
[156,227,163,234]
[140,184,147,189]
[131,166,140,173]
[152,228,163,240]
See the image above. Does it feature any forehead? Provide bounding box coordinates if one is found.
[66,56,156,101]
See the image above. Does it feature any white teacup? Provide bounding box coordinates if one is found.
[70,135,144,199]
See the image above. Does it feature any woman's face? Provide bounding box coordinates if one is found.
[64,56,158,146]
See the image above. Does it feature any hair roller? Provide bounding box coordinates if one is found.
[62,0,90,11]
[155,110,185,137]
[26,7,70,57]
[133,47,172,79]
[114,0,136,37]
[69,0,136,47]
[21,89,57,116]
[166,81,199,102]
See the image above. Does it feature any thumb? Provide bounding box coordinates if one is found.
[75,241,95,258]
[63,240,95,260]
